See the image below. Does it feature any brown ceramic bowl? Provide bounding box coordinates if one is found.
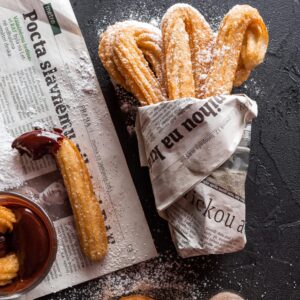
[0,192,57,299]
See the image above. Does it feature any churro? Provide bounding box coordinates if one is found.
[0,207,19,286]
[0,254,19,286]
[99,21,165,105]
[0,206,16,234]
[99,4,268,104]
[12,129,108,261]
[99,22,131,92]
[203,5,268,98]
[161,4,213,99]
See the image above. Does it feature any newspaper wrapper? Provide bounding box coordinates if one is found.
[136,95,257,257]
[0,0,157,299]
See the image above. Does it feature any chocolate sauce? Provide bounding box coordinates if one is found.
[0,193,57,296]
[11,129,64,160]
[0,235,7,258]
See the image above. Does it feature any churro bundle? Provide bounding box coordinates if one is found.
[99,3,268,258]
[99,21,166,106]
[99,4,268,104]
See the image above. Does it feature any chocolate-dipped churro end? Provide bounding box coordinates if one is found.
[12,129,108,261]
[11,129,64,160]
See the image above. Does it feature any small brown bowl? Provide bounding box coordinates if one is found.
[0,192,57,299]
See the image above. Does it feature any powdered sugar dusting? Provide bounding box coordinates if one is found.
[44,251,221,300]
[96,4,165,37]
[240,77,262,96]
[32,121,51,130]
[149,16,160,27]
[161,3,210,29]
[115,86,140,136]
[0,124,25,190]
[99,252,199,299]
[75,51,98,95]
[101,20,161,44]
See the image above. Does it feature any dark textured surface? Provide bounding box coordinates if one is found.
[42,0,300,299]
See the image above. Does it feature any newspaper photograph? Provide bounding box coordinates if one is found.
[0,0,157,299]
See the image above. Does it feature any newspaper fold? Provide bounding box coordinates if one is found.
[136,95,257,257]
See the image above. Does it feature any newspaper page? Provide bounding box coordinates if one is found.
[166,125,251,257]
[136,95,257,257]
[0,0,157,298]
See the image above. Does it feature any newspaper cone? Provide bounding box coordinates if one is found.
[136,94,257,257]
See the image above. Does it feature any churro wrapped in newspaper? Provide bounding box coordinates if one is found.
[99,3,268,257]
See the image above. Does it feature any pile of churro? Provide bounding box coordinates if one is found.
[99,3,268,104]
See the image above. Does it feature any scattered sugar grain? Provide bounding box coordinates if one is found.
[0,126,25,190]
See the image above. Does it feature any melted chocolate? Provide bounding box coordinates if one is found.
[11,208,50,279]
[11,129,64,160]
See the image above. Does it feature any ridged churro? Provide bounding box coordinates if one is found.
[100,4,268,104]
[12,129,108,261]
[161,4,213,99]
[202,5,269,98]
[0,254,19,286]
[99,21,165,105]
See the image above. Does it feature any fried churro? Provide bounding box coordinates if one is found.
[202,5,269,98]
[99,21,165,105]
[0,206,16,234]
[12,129,108,261]
[0,254,19,286]
[0,207,19,286]
[99,4,268,104]
[161,4,213,99]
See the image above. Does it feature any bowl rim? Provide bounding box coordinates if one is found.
[0,191,58,299]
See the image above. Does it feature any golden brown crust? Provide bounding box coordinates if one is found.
[203,5,269,98]
[99,22,133,92]
[0,254,19,286]
[56,139,108,261]
[0,206,16,234]
[99,4,268,104]
[113,28,165,105]
[161,4,214,99]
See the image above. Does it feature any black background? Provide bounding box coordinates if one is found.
[42,0,300,299]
